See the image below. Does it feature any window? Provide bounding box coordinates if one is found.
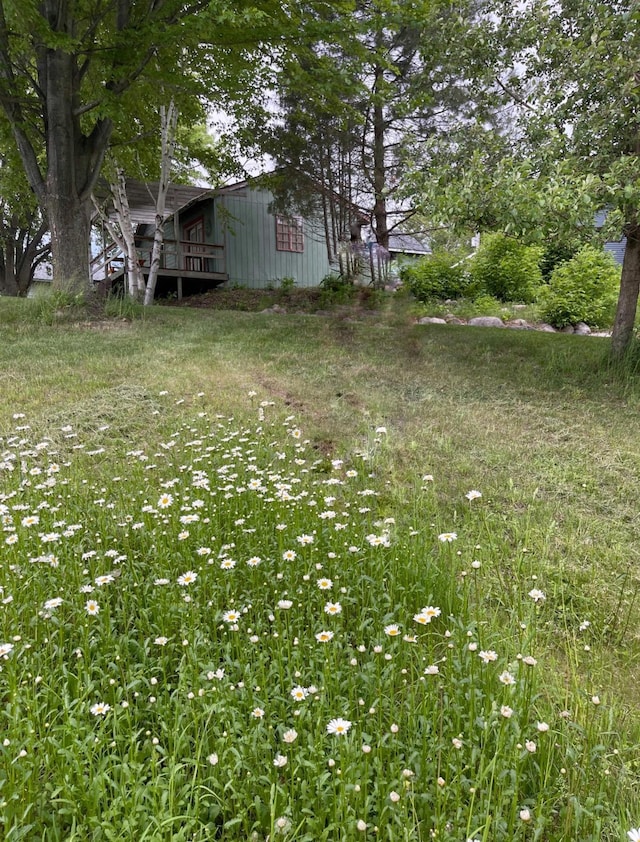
[276,216,304,253]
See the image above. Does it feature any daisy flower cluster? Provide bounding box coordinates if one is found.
[0,397,631,840]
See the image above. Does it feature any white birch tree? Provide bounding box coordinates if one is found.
[144,101,179,306]
[92,169,145,299]
[111,170,145,299]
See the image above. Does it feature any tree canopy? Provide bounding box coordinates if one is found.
[0,0,348,293]
[264,0,489,262]
[408,0,640,356]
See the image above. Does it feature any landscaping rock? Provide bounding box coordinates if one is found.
[412,314,607,336]
[260,304,287,314]
[468,316,505,328]
[506,319,534,330]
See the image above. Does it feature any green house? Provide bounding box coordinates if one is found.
[93,178,334,297]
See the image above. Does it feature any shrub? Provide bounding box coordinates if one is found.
[469,233,543,302]
[319,273,356,306]
[469,293,507,318]
[539,241,580,281]
[279,276,296,294]
[538,245,620,328]
[400,252,469,303]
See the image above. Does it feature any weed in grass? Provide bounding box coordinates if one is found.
[0,394,638,840]
[104,294,147,321]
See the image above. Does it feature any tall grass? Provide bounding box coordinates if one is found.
[0,298,639,839]
[0,394,636,840]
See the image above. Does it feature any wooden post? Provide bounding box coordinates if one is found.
[176,235,183,273]
[177,276,183,300]
[102,218,107,282]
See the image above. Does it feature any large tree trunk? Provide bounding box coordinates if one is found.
[47,192,93,296]
[43,44,111,296]
[610,222,640,360]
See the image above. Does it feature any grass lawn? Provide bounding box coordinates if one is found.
[0,294,639,840]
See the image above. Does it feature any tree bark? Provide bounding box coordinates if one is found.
[41,40,112,295]
[47,190,94,296]
[144,101,178,306]
[111,170,145,299]
[0,244,17,295]
[371,55,389,252]
[610,222,640,359]
[318,148,333,263]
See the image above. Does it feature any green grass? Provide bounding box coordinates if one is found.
[0,297,639,840]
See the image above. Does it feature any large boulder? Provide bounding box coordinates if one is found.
[467,316,505,328]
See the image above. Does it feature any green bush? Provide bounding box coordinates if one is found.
[469,233,543,303]
[319,273,356,306]
[538,245,620,328]
[400,252,469,302]
[539,241,580,281]
[469,293,507,318]
[279,276,296,294]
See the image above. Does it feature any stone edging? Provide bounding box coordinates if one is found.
[416,315,611,336]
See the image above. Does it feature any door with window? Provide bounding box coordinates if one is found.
[184,217,205,271]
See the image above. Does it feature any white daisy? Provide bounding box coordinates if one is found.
[44,597,63,610]
[326,717,352,736]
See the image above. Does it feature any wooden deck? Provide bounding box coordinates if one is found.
[91,235,228,299]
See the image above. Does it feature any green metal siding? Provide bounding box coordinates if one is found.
[213,187,332,288]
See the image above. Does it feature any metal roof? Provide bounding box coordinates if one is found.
[97,178,262,225]
[96,180,213,225]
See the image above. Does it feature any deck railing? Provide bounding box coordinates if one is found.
[91,235,225,280]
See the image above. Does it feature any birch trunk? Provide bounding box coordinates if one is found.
[144,100,178,306]
[111,170,145,299]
